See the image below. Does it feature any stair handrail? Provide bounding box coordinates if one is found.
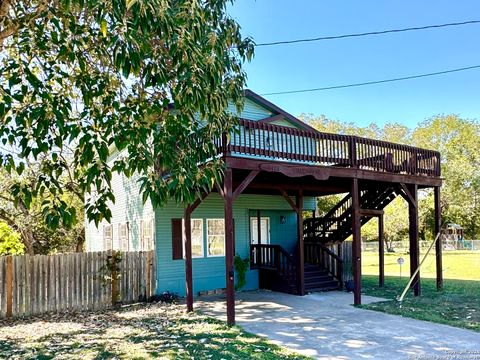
[250,244,296,275]
[304,241,343,286]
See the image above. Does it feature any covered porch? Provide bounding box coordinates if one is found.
[183,106,443,325]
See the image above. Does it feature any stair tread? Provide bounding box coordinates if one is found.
[305,285,340,292]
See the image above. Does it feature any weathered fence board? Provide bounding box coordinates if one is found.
[0,251,156,319]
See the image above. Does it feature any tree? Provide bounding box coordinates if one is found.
[413,115,480,238]
[0,0,253,232]
[0,167,84,254]
[306,113,480,242]
[0,221,24,255]
[362,197,409,251]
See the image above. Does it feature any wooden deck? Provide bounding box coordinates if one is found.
[188,118,443,325]
[220,118,441,180]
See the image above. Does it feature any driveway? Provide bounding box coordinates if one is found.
[197,290,480,359]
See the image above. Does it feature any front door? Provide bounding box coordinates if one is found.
[250,217,270,244]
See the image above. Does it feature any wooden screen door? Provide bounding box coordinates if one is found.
[250,217,270,244]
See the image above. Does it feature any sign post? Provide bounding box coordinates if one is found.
[397,257,405,278]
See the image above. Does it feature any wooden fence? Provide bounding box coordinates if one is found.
[0,251,156,318]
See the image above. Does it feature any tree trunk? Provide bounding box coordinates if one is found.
[75,228,85,252]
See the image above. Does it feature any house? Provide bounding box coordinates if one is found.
[85,90,443,325]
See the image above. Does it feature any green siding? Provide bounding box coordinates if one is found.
[228,98,273,121]
[85,150,154,252]
[154,193,315,296]
[270,118,302,129]
[248,210,298,254]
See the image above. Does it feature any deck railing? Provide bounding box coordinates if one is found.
[221,118,441,177]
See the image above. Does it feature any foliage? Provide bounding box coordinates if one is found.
[0,221,24,255]
[0,168,84,254]
[362,197,409,249]
[0,0,254,231]
[99,250,122,289]
[153,291,179,304]
[304,114,480,240]
[316,193,345,217]
[234,255,249,291]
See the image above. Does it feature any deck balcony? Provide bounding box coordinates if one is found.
[219,118,441,181]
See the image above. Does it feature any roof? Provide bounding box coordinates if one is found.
[243,89,317,132]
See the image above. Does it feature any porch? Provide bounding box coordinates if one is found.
[182,91,443,325]
[196,290,480,359]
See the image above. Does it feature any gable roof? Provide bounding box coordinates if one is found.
[243,89,317,132]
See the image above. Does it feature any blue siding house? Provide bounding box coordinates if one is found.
[85,90,316,294]
[85,90,443,325]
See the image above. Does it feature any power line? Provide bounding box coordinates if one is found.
[260,64,480,96]
[255,20,480,47]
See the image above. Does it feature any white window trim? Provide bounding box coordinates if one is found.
[119,222,129,252]
[140,217,155,251]
[182,218,205,258]
[103,224,113,251]
[206,218,225,257]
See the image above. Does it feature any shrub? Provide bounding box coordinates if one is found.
[0,222,24,255]
[153,291,179,304]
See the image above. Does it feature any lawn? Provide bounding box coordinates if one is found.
[0,303,310,360]
[360,250,480,332]
[362,250,480,280]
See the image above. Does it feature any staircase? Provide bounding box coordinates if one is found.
[250,185,399,295]
[304,264,339,292]
[251,244,343,294]
[304,185,398,244]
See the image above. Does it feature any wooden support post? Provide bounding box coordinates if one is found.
[408,184,421,296]
[184,207,193,312]
[6,255,13,318]
[379,215,385,287]
[224,167,235,325]
[146,251,152,300]
[297,190,305,296]
[111,250,118,306]
[257,210,261,245]
[351,178,362,305]
[337,242,343,289]
[434,186,443,291]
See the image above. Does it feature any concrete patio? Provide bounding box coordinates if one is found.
[197,290,480,359]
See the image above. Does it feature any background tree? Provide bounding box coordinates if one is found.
[0,0,253,248]
[0,165,84,254]
[305,114,480,242]
[0,220,24,255]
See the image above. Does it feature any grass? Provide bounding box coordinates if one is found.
[360,250,480,332]
[362,250,480,280]
[0,303,311,360]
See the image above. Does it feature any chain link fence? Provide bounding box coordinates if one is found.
[362,239,480,253]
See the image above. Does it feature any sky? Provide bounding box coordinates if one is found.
[227,0,480,127]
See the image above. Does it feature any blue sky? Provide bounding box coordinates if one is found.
[228,0,480,127]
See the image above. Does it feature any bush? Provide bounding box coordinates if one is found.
[0,222,24,255]
[153,291,179,304]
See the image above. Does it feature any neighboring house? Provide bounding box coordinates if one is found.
[85,90,443,325]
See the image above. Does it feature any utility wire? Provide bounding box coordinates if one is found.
[260,64,480,96]
[256,20,480,47]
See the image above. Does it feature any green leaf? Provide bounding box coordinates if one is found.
[100,19,107,37]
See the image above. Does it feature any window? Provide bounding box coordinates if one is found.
[103,224,113,251]
[119,222,129,251]
[189,219,204,258]
[207,219,225,256]
[250,217,270,244]
[141,218,155,251]
[172,218,205,259]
